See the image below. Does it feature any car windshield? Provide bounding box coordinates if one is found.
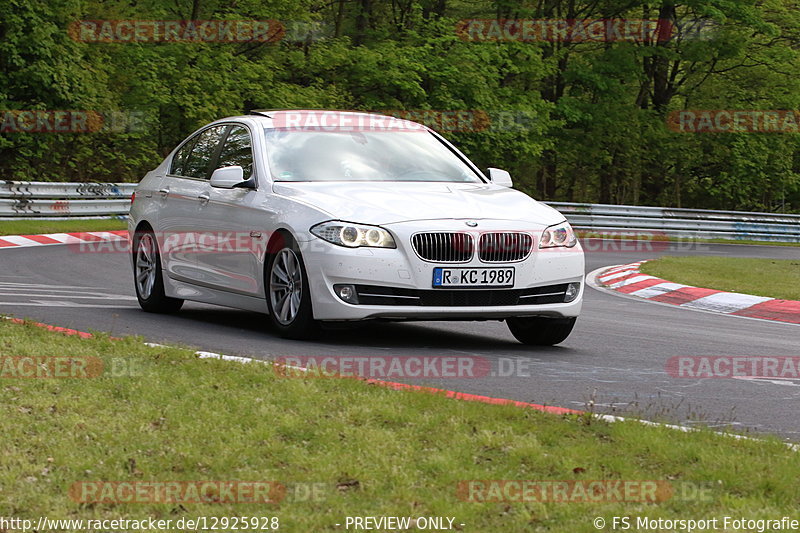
[264,128,483,183]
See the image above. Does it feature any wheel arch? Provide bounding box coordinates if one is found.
[131,221,169,272]
[263,228,321,325]
[134,220,154,234]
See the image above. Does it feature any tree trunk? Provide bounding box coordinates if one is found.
[354,0,372,45]
[334,0,346,38]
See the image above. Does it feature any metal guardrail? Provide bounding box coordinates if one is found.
[0,181,134,218]
[547,202,800,243]
[1,181,798,242]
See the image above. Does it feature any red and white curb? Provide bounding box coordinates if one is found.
[0,230,128,249]
[589,261,800,325]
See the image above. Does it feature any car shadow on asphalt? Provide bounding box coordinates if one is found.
[170,306,573,353]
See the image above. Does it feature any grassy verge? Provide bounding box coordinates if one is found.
[1,319,798,531]
[641,256,800,301]
[576,231,800,247]
[0,218,127,236]
[688,238,800,247]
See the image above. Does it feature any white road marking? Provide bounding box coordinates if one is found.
[607,274,657,289]
[0,236,44,246]
[86,231,128,240]
[0,292,136,300]
[627,282,689,299]
[31,300,74,306]
[681,292,773,314]
[42,233,83,243]
[734,377,800,387]
[0,301,134,308]
[598,269,637,282]
[0,282,100,290]
[0,287,104,294]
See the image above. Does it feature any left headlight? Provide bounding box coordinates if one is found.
[539,221,578,248]
[311,220,396,249]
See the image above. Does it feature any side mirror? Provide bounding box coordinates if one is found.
[487,167,513,187]
[210,166,252,189]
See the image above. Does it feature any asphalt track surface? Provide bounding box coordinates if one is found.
[1,238,798,439]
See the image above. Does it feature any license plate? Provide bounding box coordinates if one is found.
[432,267,515,288]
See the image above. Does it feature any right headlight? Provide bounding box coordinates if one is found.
[310,220,396,249]
[539,221,578,248]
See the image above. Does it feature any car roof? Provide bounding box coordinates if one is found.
[216,110,430,131]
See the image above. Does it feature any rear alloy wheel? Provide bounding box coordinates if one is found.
[133,229,183,313]
[267,240,320,339]
[506,316,576,346]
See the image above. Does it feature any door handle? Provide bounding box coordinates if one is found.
[198,192,211,204]
[158,187,170,197]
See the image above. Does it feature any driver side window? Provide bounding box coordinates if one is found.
[216,125,254,180]
[183,126,227,179]
[169,126,227,179]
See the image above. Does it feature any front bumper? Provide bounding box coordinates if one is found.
[300,220,585,321]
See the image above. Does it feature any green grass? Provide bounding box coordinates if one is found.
[690,238,800,247]
[0,218,126,236]
[576,231,800,247]
[642,256,800,301]
[1,319,799,531]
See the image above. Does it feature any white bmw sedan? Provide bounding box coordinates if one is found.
[129,110,584,345]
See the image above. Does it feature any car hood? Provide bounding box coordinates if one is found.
[271,181,565,226]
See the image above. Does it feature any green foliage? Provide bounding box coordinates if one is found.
[1,0,798,212]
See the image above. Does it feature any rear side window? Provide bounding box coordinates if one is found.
[216,126,254,180]
[175,126,226,179]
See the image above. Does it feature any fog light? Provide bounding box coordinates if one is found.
[335,284,359,304]
[564,282,580,303]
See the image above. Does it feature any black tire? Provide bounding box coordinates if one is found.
[506,316,576,346]
[265,236,321,340]
[132,228,184,313]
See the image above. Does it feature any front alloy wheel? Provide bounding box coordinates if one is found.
[506,316,576,346]
[267,241,320,339]
[269,248,303,325]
